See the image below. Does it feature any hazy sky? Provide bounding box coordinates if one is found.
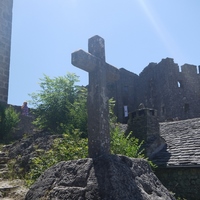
[8,0,200,106]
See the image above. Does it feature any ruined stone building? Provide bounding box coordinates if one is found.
[108,56,200,199]
[109,57,200,123]
[0,0,13,103]
[126,108,200,200]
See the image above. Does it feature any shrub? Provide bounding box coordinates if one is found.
[26,130,88,186]
[30,73,87,135]
[0,104,20,141]
[111,126,144,158]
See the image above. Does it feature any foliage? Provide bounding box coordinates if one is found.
[110,126,144,158]
[25,130,88,186]
[109,98,156,169]
[109,98,143,158]
[25,97,155,186]
[176,197,187,200]
[68,86,87,137]
[0,104,20,141]
[29,73,87,135]
[109,98,117,124]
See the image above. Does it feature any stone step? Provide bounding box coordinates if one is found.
[0,168,8,172]
[0,152,7,157]
[0,179,28,199]
[0,184,19,191]
[0,164,8,169]
[0,169,9,179]
[2,144,12,152]
[0,185,20,199]
[0,157,9,164]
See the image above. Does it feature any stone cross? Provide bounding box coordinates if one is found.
[71,35,119,158]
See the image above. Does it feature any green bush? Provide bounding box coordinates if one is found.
[25,98,154,186]
[25,123,153,186]
[26,130,88,186]
[109,98,144,158]
[30,73,87,135]
[111,126,144,158]
[0,104,20,141]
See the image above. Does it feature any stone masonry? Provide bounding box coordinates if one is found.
[109,57,200,123]
[0,0,13,103]
[72,35,119,158]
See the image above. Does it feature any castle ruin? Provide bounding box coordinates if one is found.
[0,3,199,124]
[0,0,13,103]
[109,58,200,123]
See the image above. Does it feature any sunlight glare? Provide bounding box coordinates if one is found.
[137,0,183,62]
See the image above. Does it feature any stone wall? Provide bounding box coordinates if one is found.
[10,105,35,140]
[0,0,13,103]
[137,58,200,121]
[126,108,166,158]
[112,58,200,123]
[155,167,200,200]
[108,68,139,123]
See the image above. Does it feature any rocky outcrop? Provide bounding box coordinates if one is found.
[0,179,28,200]
[0,150,28,199]
[26,154,175,200]
[7,131,62,174]
[0,151,9,179]
[12,114,36,140]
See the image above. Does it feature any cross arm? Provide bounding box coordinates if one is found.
[71,49,119,82]
[71,49,97,72]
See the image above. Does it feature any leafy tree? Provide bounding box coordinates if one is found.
[0,104,20,141]
[30,73,87,135]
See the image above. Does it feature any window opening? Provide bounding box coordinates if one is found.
[177,80,183,88]
[124,105,128,117]
[139,110,145,116]
[149,110,155,116]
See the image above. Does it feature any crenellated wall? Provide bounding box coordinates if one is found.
[112,58,200,123]
[0,0,13,103]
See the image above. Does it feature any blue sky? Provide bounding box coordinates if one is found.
[8,0,200,106]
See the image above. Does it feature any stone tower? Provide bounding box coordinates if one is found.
[0,0,13,103]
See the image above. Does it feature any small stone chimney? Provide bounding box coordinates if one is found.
[126,107,166,158]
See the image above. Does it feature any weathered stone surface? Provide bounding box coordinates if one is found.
[0,0,13,103]
[7,131,62,174]
[106,57,200,123]
[25,154,175,200]
[126,108,166,158]
[72,35,119,158]
[0,179,28,200]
